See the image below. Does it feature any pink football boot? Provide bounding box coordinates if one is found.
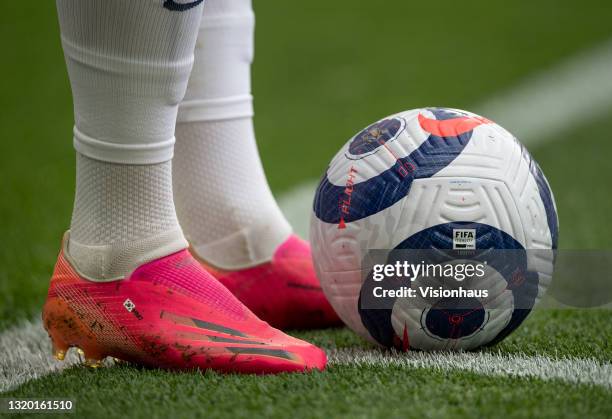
[194,235,342,330]
[42,238,326,373]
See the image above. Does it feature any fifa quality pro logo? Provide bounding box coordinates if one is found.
[453,229,476,249]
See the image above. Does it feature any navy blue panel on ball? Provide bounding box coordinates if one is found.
[425,297,486,340]
[358,222,540,349]
[428,108,466,121]
[313,125,473,225]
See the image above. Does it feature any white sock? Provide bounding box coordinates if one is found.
[173,0,291,270]
[56,0,205,280]
[69,154,185,280]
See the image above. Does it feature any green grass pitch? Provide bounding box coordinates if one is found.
[0,1,611,418]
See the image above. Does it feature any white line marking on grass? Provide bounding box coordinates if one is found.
[329,348,612,389]
[1,317,610,392]
[278,182,317,240]
[3,38,612,394]
[0,318,80,393]
[280,38,612,238]
[476,38,612,147]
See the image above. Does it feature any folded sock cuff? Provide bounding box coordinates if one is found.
[177,94,253,123]
[73,127,175,164]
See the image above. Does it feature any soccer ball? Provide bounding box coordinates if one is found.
[310,108,558,350]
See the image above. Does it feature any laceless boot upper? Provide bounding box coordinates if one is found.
[197,235,343,330]
[43,243,326,373]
